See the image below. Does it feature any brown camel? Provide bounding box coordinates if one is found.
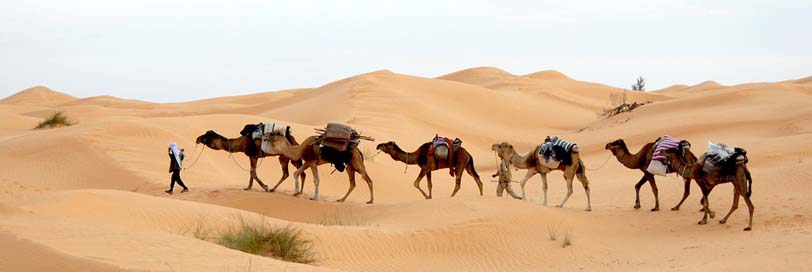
[262,133,375,204]
[604,139,697,211]
[662,148,754,231]
[195,130,306,192]
[491,142,592,211]
[376,141,484,199]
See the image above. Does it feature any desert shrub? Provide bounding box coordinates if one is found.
[35,111,74,129]
[217,220,316,264]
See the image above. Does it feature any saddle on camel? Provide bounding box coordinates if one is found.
[429,135,462,176]
[647,135,692,176]
[316,123,372,172]
[240,122,292,155]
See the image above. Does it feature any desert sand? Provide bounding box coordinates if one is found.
[1,67,811,271]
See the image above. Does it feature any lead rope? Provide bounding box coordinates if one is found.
[182,144,205,171]
[226,142,253,172]
[585,153,613,171]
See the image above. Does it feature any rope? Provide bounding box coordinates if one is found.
[181,144,205,171]
[227,141,253,172]
[584,153,613,171]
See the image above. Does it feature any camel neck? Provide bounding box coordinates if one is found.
[390,146,419,165]
[508,149,532,169]
[275,136,315,160]
[614,143,647,169]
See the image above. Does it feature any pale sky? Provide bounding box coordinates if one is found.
[1,0,810,102]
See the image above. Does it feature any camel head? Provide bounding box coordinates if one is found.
[604,139,628,155]
[491,142,515,160]
[376,141,399,155]
[196,130,225,146]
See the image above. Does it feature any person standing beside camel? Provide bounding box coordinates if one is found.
[166,142,189,194]
[492,159,522,199]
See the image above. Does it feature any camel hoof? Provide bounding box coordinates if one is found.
[293,193,302,197]
[585,208,592,212]
[243,187,251,191]
[698,220,707,225]
[651,207,660,212]
[633,204,641,209]
[366,201,374,204]
[744,227,752,231]
[555,205,563,208]
[269,188,276,192]
[262,185,269,192]
[336,199,346,203]
[671,207,680,211]
[310,197,318,201]
[719,220,727,224]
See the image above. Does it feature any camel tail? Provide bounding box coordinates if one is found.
[745,168,753,197]
[467,156,480,179]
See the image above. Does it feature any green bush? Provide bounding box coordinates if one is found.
[217,220,316,264]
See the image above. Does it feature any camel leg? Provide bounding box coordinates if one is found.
[541,174,549,206]
[556,174,575,208]
[464,162,484,196]
[698,188,711,225]
[720,189,740,224]
[518,169,536,201]
[426,171,433,199]
[292,163,311,196]
[269,156,289,192]
[251,157,269,191]
[648,174,660,211]
[337,167,356,202]
[309,162,321,201]
[633,175,647,209]
[742,193,754,231]
[671,178,691,211]
[450,175,463,197]
[576,170,592,212]
[244,157,257,190]
[413,168,430,199]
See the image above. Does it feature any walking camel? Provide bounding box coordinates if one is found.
[661,148,754,231]
[604,139,697,211]
[195,130,306,191]
[376,141,484,199]
[262,133,375,204]
[491,142,592,211]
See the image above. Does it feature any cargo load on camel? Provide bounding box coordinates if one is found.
[702,142,748,178]
[538,136,577,169]
[646,135,691,176]
[428,135,462,177]
[315,123,373,172]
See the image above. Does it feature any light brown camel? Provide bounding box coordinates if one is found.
[262,133,375,204]
[491,142,592,211]
[376,141,484,199]
[604,139,697,211]
[662,148,754,231]
[195,130,306,191]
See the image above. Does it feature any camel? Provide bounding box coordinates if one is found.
[262,133,375,204]
[491,142,592,211]
[604,139,697,211]
[376,141,484,199]
[661,148,754,231]
[195,130,306,192]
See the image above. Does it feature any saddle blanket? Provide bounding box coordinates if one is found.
[539,136,576,166]
[652,135,680,161]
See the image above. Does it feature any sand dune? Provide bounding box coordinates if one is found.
[1,68,811,271]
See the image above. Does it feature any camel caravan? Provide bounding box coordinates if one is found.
[190,124,754,231]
